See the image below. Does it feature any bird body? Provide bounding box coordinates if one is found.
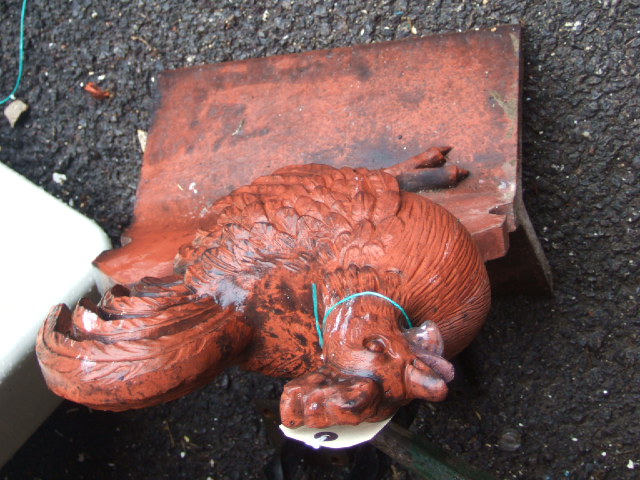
[38,149,490,428]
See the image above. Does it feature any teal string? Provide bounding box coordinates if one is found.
[1,0,28,105]
[312,283,412,348]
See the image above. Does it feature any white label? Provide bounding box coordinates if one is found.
[279,417,392,449]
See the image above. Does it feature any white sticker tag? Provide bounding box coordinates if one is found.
[279,417,392,449]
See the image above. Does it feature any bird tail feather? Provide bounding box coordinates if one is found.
[36,275,251,411]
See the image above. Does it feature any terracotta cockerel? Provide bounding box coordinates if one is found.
[37,147,490,428]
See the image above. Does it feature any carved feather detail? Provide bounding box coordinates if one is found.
[37,158,490,415]
[180,165,403,298]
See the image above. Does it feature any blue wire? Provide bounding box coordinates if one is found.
[312,283,413,348]
[1,0,28,106]
[312,284,324,347]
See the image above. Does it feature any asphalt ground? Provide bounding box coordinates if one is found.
[1,1,639,479]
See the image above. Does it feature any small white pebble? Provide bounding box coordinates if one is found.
[602,451,607,457]
[628,460,635,469]
[571,437,578,442]
[137,129,148,152]
[52,172,67,185]
[4,98,29,127]
[603,390,609,395]
[180,451,186,458]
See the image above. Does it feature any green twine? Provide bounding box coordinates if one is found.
[1,0,28,106]
[312,283,413,348]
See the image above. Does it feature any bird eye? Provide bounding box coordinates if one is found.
[364,336,387,353]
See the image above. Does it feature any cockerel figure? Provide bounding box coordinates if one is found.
[37,147,490,428]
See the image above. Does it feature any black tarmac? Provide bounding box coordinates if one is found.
[1,1,639,479]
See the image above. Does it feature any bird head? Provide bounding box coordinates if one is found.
[323,299,453,404]
[280,295,454,428]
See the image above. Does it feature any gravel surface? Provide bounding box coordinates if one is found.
[1,1,639,479]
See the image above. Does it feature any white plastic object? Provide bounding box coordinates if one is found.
[280,416,392,449]
[0,162,111,467]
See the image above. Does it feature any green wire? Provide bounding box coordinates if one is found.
[1,0,28,105]
[312,283,413,348]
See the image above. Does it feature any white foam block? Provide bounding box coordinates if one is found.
[0,163,111,467]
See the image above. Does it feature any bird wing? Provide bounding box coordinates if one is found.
[177,164,403,302]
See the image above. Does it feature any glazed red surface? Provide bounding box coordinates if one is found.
[37,151,490,428]
[95,26,526,289]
